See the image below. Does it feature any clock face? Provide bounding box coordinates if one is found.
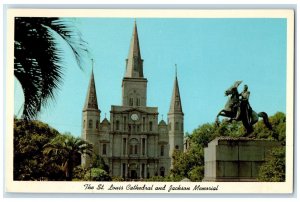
[131,113,139,121]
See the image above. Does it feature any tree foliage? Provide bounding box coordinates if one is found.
[14,17,88,120]
[84,168,111,181]
[170,112,286,182]
[258,147,285,182]
[14,118,93,181]
[43,133,93,181]
[14,118,64,180]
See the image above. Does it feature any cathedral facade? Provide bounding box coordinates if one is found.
[81,22,184,180]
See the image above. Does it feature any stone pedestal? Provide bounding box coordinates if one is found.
[203,137,281,182]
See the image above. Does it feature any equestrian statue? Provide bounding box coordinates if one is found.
[215,81,272,136]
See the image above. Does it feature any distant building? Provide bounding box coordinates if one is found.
[81,22,184,180]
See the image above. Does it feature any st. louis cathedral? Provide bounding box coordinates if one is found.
[81,22,184,180]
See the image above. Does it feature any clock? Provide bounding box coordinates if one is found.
[131,113,139,121]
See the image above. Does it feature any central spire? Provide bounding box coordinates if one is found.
[125,20,144,78]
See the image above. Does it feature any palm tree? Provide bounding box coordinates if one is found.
[43,134,93,181]
[14,17,88,120]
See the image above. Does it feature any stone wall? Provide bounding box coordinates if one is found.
[203,137,281,182]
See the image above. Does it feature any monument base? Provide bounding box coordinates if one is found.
[203,137,281,182]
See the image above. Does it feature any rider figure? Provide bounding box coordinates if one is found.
[235,84,252,121]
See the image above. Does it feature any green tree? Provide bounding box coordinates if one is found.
[91,154,110,173]
[253,112,286,142]
[14,118,65,180]
[43,134,93,181]
[84,168,111,181]
[258,147,285,182]
[14,17,88,120]
[170,112,286,182]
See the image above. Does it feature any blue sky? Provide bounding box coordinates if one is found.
[14,18,287,137]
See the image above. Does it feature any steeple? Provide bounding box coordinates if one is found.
[125,20,144,78]
[83,66,99,111]
[169,67,183,114]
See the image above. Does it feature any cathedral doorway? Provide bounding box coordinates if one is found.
[131,170,137,179]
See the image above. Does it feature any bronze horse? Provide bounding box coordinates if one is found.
[215,81,272,135]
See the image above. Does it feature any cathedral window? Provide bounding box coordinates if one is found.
[116,120,120,130]
[134,145,138,154]
[123,117,127,131]
[123,138,127,155]
[142,164,145,178]
[142,138,146,155]
[142,117,146,131]
[149,121,153,131]
[136,98,140,106]
[89,120,92,128]
[129,98,133,106]
[102,144,107,155]
[122,163,126,178]
[130,145,133,155]
[129,138,139,155]
[96,121,99,129]
[160,167,165,177]
[175,122,179,131]
[160,145,164,156]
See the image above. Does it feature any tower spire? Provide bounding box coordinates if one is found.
[168,67,183,114]
[83,60,99,111]
[125,20,144,78]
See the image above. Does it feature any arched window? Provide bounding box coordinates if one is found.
[168,122,171,131]
[96,121,99,129]
[160,145,164,156]
[116,120,120,130]
[102,144,107,155]
[175,122,179,130]
[136,98,140,106]
[129,98,133,106]
[123,116,127,131]
[175,145,179,150]
[142,117,146,131]
[129,138,139,155]
[134,145,138,154]
[160,167,165,177]
[149,121,153,131]
[89,120,92,128]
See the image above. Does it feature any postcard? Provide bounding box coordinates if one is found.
[6,8,294,194]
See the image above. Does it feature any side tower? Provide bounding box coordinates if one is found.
[168,70,184,167]
[82,68,100,168]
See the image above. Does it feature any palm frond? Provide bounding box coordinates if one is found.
[14,17,89,120]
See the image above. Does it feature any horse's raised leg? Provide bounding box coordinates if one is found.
[215,110,225,127]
